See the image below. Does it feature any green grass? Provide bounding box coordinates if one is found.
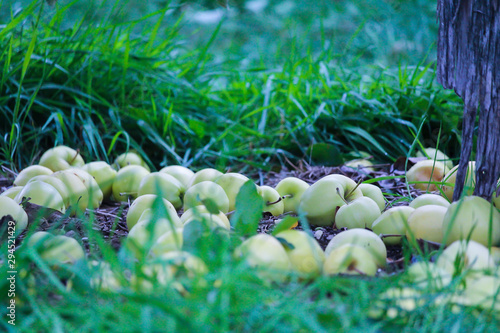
[1,0,497,332]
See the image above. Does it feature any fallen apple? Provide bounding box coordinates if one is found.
[335,196,381,229]
[81,161,117,200]
[345,158,375,172]
[65,168,103,209]
[406,261,452,290]
[298,178,346,226]
[274,229,325,278]
[39,146,85,171]
[114,151,150,171]
[358,183,386,212]
[442,196,500,246]
[322,174,363,202]
[323,244,378,276]
[14,180,66,213]
[324,228,387,268]
[406,205,447,244]
[371,206,415,245]
[126,194,181,230]
[159,165,195,194]
[441,161,476,201]
[125,217,176,258]
[183,213,229,230]
[214,173,251,212]
[406,160,448,191]
[112,165,150,202]
[436,240,494,275]
[183,181,230,213]
[149,228,184,257]
[275,177,310,214]
[416,147,453,170]
[0,186,24,200]
[26,232,85,265]
[0,196,28,237]
[52,170,91,213]
[89,260,122,292]
[180,206,230,228]
[137,172,183,210]
[186,168,223,188]
[26,175,71,208]
[258,185,284,216]
[409,193,450,209]
[14,165,53,186]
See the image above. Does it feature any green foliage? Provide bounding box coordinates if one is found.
[231,180,263,236]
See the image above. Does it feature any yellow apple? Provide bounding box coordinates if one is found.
[112,165,150,202]
[186,168,223,188]
[14,181,65,213]
[214,173,251,212]
[65,168,103,209]
[335,196,381,229]
[26,175,71,208]
[322,174,363,202]
[323,244,378,276]
[183,181,229,213]
[14,165,53,186]
[441,161,476,201]
[409,193,450,209]
[52,170,90,213]
[159,165,195,194]
[180,206,230,227]
[416,147,453,170]
[0,186,24,200]
[39,146,85,171]
[137,172,183,210]
[406,160,448,191]
[371,206,415,245]
[436,240,494,275]
[81,161,117,200]
[0,196,28,237]
[149,228,184,257]
[258,185,284,216]
[114,151,150,171]
[126,194,180,230]
[358,183,386,211]
[406,205,447,244]
[275,177,310,214]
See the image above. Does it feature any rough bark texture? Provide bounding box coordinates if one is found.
[437,0,500,201]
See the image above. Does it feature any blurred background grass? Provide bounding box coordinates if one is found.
[0,0,462,173]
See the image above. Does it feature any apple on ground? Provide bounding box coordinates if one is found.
[137,172,183,210]
[298,177,346,227]
[371,206,415,245]
[442,196,500,246]
[186,168,223,188]
[112,165,150,202]
[149,228,184,257]
[39,146,85,171]
[89,261,121,292]
[52,170,91,213]
[274,229,325,278]
[26,175,71,208]
[26,231,85,265]
[406,261,452,290]
[183,181,230,213]
[406,205,447,244]
[126,194,181,230]
[345,158,375,172]
[406,160,448,191]
[14,180,66,213]
[324,228,387,268]
[184,213,229,230]
[214,173,251,212]
[14,165,53,186]
[81,161,117,200]
[409,193,450,209]
[358,183,386,211]
[335,196,381,229]
[125,217,176,258]
[159,165,194,194]
[65,168,104,209]
[0,186,24,200]
[180,206,230,228]
[234,234,291,281]
[441,161,476,201]
[258,185,284,216]
[0,196,28,237]
[416,147,453,170]
[453,274,500,311]
[322,174,363,202]
[114,151,150,171]
[323,244,378,276]
[436,240,494,275]
[275,177,310,214]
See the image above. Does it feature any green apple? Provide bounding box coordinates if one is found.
[183,213,229,230]
[345,158,375,172]
[149,228,184,257]
[275,177,310,214]
[214,173,251,212]
[322,174,363,202]
[89,261,121,292]
[442,196,500,246]
[298,178,346,226]
[14,180,65,213]
[159,165,194,194]
[81,161,117,200]
[371,206,415,245]
[126,194,180,230]
[335,196,381,229]
[358,183,386,211]
[26,232,84,265]
[406,160,448,191]
[0,186,24,200]
[186,168,223,188]
[406,261,452,290]
[436,240,494,275]
[406,205,447,244]
[409,193,450,209]
[323,244,378,276]
[441,161,476,201]
[416,147,453,170]
[137,172,183,210]
[0,196,28,237]
[183,181,229,213]
[52,170,90,213]
[274,230,325,278]
[125,217,176,258]
[39,146,85,171]
[26,175,71,208]
[65,168,103,209]
[114,151,150,171]
[454,274,500,310]
[14,165,53,186]
[180,206,230,227]
[234,234,291,281]
[324,228,387,268]
[258,185,284,216]
[112,165,150,202]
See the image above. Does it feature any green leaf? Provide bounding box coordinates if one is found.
[275,236,295,250]
[271,216,299,236]
[201,197,221,215]
[231,180,264,236]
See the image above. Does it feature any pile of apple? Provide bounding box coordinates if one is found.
[2,145,500,309]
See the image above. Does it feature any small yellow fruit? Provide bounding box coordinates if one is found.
[406,160,448,191]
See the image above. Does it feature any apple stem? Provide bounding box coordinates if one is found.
[70,149,80,164]
[347,179,363,198]
[337,188,349,205]
[267,195,291,206]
